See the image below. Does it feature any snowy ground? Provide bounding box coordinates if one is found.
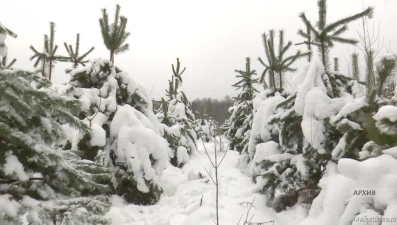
[106,140,308,225]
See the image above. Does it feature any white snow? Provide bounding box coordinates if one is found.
[0,194,21,218]
[295,58,327,116]
[383,146,397,159]
[111,104,170,191]
[332,96,367,123]
[3,153,29,181]
[0,41,8,57]
[0,33,6,42]
[248,93,285,158]
[90,124,106,146]
[300,155,397,225]
[177,146,190,166]
[374,105,397,123]
[105,140,308,225]
[252,141,281,163]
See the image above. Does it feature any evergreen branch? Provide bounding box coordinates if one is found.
[324,7,374,33]
[77,47,95,61]
[299,13,319,37]
[49,22,55,52]
[115,43,129,54]
[317,0,327,30]
[297,29,309,38]
[63,43,72,57]
[330,36,358,45]
[331,24,349,37]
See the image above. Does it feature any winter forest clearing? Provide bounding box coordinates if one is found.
[1,0,397,224]
[106,140,307,225]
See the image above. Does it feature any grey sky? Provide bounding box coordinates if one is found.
[2,0,397,100]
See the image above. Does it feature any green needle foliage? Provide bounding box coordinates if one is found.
[299,0,374,71]
[30,22,68,80]
[0,23,17,38]
[233,57,259,101]
[30,35,48,77]
[0,68,110,224]
[64,33,95,69]
[224,58,258,153]
[166,58,186,100]
[296,23,313,62]
[0,55,16,70]
[258,30,309,92]
[99,4,130,64]
[157,58,198,167]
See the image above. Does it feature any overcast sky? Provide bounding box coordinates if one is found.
[2,0,397,99]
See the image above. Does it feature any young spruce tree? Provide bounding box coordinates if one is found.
[99,4,130,64]
[156,58,198,167]
[259,30,309,92]
[64,33,95,70]
[56,59,169,205]
[30,22,67,80]
[0,67,110,224]
[298,0,373,72]
[224,57,259,153]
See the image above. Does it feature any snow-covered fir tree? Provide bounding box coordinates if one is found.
[248,53,376,211]
[249,51,397,215]
[0,67,110,225]
[156,58,198,167]
[246,0,380,213]
[224,57,258,153]
[195,117,215,143]
[53,59,170,205]
[300,95,397,225]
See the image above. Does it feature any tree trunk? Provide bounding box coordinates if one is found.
[270,70,277,91]
[49,59,52,81]
[320,42,328,71]
[110,50,114,64]
[41,60,46,78]
[279,71,283,92]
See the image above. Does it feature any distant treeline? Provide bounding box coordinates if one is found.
[191,96,234,124]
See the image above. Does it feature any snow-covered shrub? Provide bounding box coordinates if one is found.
[297,86,397,225]
[55,59,170,204]
[195,118,215,142]
[224,57,259,153]
[0,68,110,224]
[249,59,371,212]
[300,148,397,225]
[224,101,253,153]
[156,58,198,167]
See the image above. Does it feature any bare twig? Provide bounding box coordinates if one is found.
[205,167,216,185]
[180,201,195,209]
[202,122,229,225]
[244,197,256,223]
[237,215,243,225]
[248,214,255,224]
[202,142,217,168]
[218,147,228,167]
